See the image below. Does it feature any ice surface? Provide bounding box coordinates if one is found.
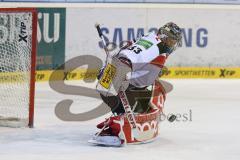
[0,79,240,160]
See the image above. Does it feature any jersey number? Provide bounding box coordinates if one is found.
[128,45,142,54]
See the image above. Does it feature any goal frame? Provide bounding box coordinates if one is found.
[0,8,37,128]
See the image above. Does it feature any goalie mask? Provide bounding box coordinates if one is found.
[158,22,182,54]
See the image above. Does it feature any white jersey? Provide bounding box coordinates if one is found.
[117,32,168,88]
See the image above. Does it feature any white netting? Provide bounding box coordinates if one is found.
[0,12,33,127]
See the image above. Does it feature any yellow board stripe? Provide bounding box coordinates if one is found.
[35,67,240,81]
[161,67,240,79]
[0,67,240,83]
[35,69,98,82]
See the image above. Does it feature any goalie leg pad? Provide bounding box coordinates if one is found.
[95,108,160,145]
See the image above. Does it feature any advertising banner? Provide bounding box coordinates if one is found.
[65,6,240,67]
[37,8,66,70]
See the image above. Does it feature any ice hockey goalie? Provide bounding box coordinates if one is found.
[89,22,182,147]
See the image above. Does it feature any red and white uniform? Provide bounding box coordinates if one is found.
[91,33,172,146]
[117,32,168,88]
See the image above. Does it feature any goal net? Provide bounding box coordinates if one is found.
[0,8,37,128]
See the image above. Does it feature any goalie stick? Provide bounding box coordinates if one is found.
[95,23,109,56]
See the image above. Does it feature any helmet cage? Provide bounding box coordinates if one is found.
[159,22,182,52]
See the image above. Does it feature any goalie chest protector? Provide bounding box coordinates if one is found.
[118,32,167,87]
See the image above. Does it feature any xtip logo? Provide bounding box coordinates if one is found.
[18,22,28,43]
[63,72,77,80]
[219,69,236,78]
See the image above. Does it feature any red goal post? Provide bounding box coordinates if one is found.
[0,8,37,128]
